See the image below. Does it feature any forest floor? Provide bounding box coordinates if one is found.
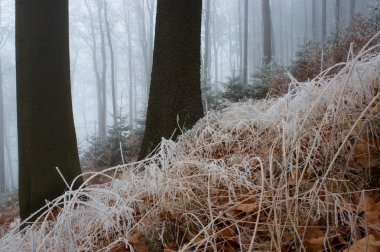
[0,192,19,238]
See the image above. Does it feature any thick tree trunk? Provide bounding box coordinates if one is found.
[139,0,204,159]
[16,0,83,222]
[262,0,272,65]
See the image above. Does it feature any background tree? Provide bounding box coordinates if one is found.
[262,0,272,64]
[16,0,83,221]
[138,0,204,159]
[242,0,248,85]
[0,0,7,194]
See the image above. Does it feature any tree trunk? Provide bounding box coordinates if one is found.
[335,0,341,40]
[123,1,135,129]
[0,1,5,193]
[243,0,248,85]
[0,59,4,194]
[202,0,211,85]
[238,0,242,75]
[104,0,117,126]
[312,0,317,41]
[16,0,83,222]
[139,0,204,159]
[84,0,106,138]
[97,0,107,137]
[322,0,327,45]
[262,0,272,65]
[350,0,356,25]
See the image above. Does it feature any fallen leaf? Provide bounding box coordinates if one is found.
[343,235,380,252]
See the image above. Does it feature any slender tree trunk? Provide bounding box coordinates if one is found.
[238,0,242,75]
[104,0,117,126]
[0,1,5,194]
[16,0,83,222]
[0,59,4,194]
[203,0,211,85]
[335,0,341,40]
[97,0,107,137]
[350,0,356,25]
[85,0,106,138]
[123,1,135,128]
[312,0,317,41]
[243,0,248,85]
[139,0,204,159]
[322,0,327,45]
[304,0,308,43]
[262,0,272,65]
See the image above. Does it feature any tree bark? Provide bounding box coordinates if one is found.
[16,0,83,221]
[138,0,204,159]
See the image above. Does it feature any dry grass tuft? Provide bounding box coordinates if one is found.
[1,34,380,251]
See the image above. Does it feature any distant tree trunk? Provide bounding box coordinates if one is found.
[262,0,272,65]
[304,0,308,43]
[97,0,107,137]
[312,0,317,41]
[243,0,248,85]
[136,0,151,100]
[202,0,211,85]
[139,0,204,159]
[104,0,117,126]
[0,59,4,194]
[335,0,341,40]
[322,0,327,45]
[238,0,243,74]
[16,0,83,222]
[0,2,5,194]
[123,1,135,128]
[85,0,106,138]
[350,0,356,25]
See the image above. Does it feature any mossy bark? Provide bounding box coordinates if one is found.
[16,0,83,222]
[139,0,204,159]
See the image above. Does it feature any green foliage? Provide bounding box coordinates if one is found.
[80,116,144,172]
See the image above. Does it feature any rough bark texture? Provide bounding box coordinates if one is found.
[262,0,272,65]
[138,0,204,159]
[16,0,83,222]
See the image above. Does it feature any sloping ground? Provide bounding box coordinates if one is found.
[1,40,380,251]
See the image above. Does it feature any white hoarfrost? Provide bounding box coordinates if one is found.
[1,36,380,251]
